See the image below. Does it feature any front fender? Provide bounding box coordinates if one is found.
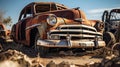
[37,23,47,39]
[26,23,41,30]
[26,22,48,40]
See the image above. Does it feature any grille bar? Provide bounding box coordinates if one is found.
[50,29,102,36]
[58,25,96,32]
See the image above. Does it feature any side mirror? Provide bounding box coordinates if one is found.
[74,18,85,22]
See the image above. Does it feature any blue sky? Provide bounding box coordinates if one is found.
[0,0,120,28]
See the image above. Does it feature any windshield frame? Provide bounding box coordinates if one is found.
[34,3,58,14]
[110,11,120,21]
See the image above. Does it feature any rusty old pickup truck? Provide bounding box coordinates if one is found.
[11,2,106,57]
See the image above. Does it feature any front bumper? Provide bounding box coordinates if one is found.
[37,39,106,48]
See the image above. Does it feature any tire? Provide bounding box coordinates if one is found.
[34,32,48,57]
[114,30,120,42]
[103,32,116,48]
[112,43,120,56]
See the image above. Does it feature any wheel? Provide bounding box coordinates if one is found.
[34,32,48,57]
[103,32,116,47]
[112,43,120,56]
[114,30,120,42]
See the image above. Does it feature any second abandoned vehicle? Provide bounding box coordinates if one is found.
[11,2,106,56]
[0,22,11,43]
[102,9,120,46]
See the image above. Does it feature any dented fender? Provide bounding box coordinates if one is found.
[25,23,41,30]
[36,23,48,39]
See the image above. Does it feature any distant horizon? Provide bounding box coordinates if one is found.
[0,0,120,29]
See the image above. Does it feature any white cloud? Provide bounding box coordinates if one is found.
[86,7,120,20]
[88,7,120,14]
[87,13,102,20]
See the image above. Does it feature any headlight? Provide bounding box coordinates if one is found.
[47,14,57,26]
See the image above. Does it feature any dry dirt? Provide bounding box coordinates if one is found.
[0,42,120,67]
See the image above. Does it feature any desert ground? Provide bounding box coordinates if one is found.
[0,41,120,67]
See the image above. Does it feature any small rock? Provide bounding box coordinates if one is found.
[46,61,56,67]
[58,61,70,67]
[59,51,66,56]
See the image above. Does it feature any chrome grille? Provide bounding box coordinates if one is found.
[49,24,102,40]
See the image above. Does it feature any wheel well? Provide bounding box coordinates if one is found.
[30,28,39,47]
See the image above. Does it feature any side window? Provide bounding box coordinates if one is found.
[19,9,25,20]
[25,6,32,18]
[19,6,32,21]
[21,11,25,20]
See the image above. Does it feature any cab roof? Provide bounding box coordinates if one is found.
[111,9,120,13]
[25,2,68,8]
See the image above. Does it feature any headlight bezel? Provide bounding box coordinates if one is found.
[47,14,57,26]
